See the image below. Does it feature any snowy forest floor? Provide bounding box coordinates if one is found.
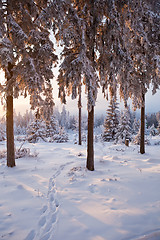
[0,134,160,240]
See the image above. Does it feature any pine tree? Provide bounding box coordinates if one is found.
[45,114,59,139]
[0,120,5,141]
[103,96,119,142]
[115,107,132,144]
[49,126,68,143]
[56,0,107,171]
[0,0,57,167]
[60,106,68,129]
[117,1,160,153]
[157,121,160,135]
[27,109,46,143]
[132,118,140,135]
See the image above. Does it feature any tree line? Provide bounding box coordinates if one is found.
[0,0,159,169]
[0,105,159,144]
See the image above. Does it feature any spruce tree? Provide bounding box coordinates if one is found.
[103,96,119,142]
[57,0,104,170]
[132,118,140,135]
[27,109,46,143]
[0,0,57,167]
[115,107,132,144]
[117,1,160,153]
[45,114,59,139]
[0,121,5,141]
[157,121,160,135]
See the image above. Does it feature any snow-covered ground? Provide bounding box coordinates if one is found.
[0,134,160,240]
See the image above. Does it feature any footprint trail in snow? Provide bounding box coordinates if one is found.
[25,176,59,240]
[25,161,74,240]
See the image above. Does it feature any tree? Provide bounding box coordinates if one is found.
[115,107,132,144]
[0,117,5,141]
[132,118,140,135]
[27,109,46,143]
[146,113,158,128]
[60,105,69,129]
[57,0,105,170]
[55,0,159,164]
[157,121,160,135]
[0,0,57,166]
[78,83,82,145]
[45,114,59,138]
[117,1,160,154]
[103,95,119,142]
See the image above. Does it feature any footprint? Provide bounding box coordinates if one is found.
[50,194,54,202]
[51,212,57,223]
[40,205,48,215]
[24,230,35,240]
[48,179,55,192]
[40,231,50,240]
[17,184,25,190]
[88,184,97,193]
[43,220,52,234]
[39,216,46,227]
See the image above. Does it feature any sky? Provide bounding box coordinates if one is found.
[0,69,160,118]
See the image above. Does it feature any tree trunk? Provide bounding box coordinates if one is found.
[86,106,94,171]
[78,85,82,145]
[7,63,15,167]
[140,93,145,154]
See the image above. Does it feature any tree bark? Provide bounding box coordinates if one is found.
[140,93,145,154]
[86,106,94,171]
[78,85,82,145]
[7,63,15,167]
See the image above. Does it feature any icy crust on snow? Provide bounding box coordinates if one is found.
[0,135,160,240]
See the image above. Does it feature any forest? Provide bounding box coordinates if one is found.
[0,1,160,239]
[0,106,160,145]
[0,0,159,170]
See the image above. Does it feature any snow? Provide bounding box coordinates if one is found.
[0,135,160,240]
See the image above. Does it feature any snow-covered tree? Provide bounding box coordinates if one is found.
[14,110,34,135]
[57,0,111,170]
[117,1,160,153]
[149,124,158,136]
[45,114,59,139]
[103,96,119,142]
[0,0,57,167]
[59,106,69,129]
[156,112,160,123]
[49,126,68,143]
[115,107,132,144]
[27,110,46,143]
[0,118,5,141]
[157,121,160,135]
[68,115,77,131]
[94,114,105,128]
[132,118,140,135]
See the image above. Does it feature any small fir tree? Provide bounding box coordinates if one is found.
[103,96,119,142]
[115,107,132,144]
[49,126,68,143]
[0,117,6,141]
[157,121,160,135]
[132,118,140,135]
[0,126,5,141]
[27,110,46,143]
[45,115,59,138]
